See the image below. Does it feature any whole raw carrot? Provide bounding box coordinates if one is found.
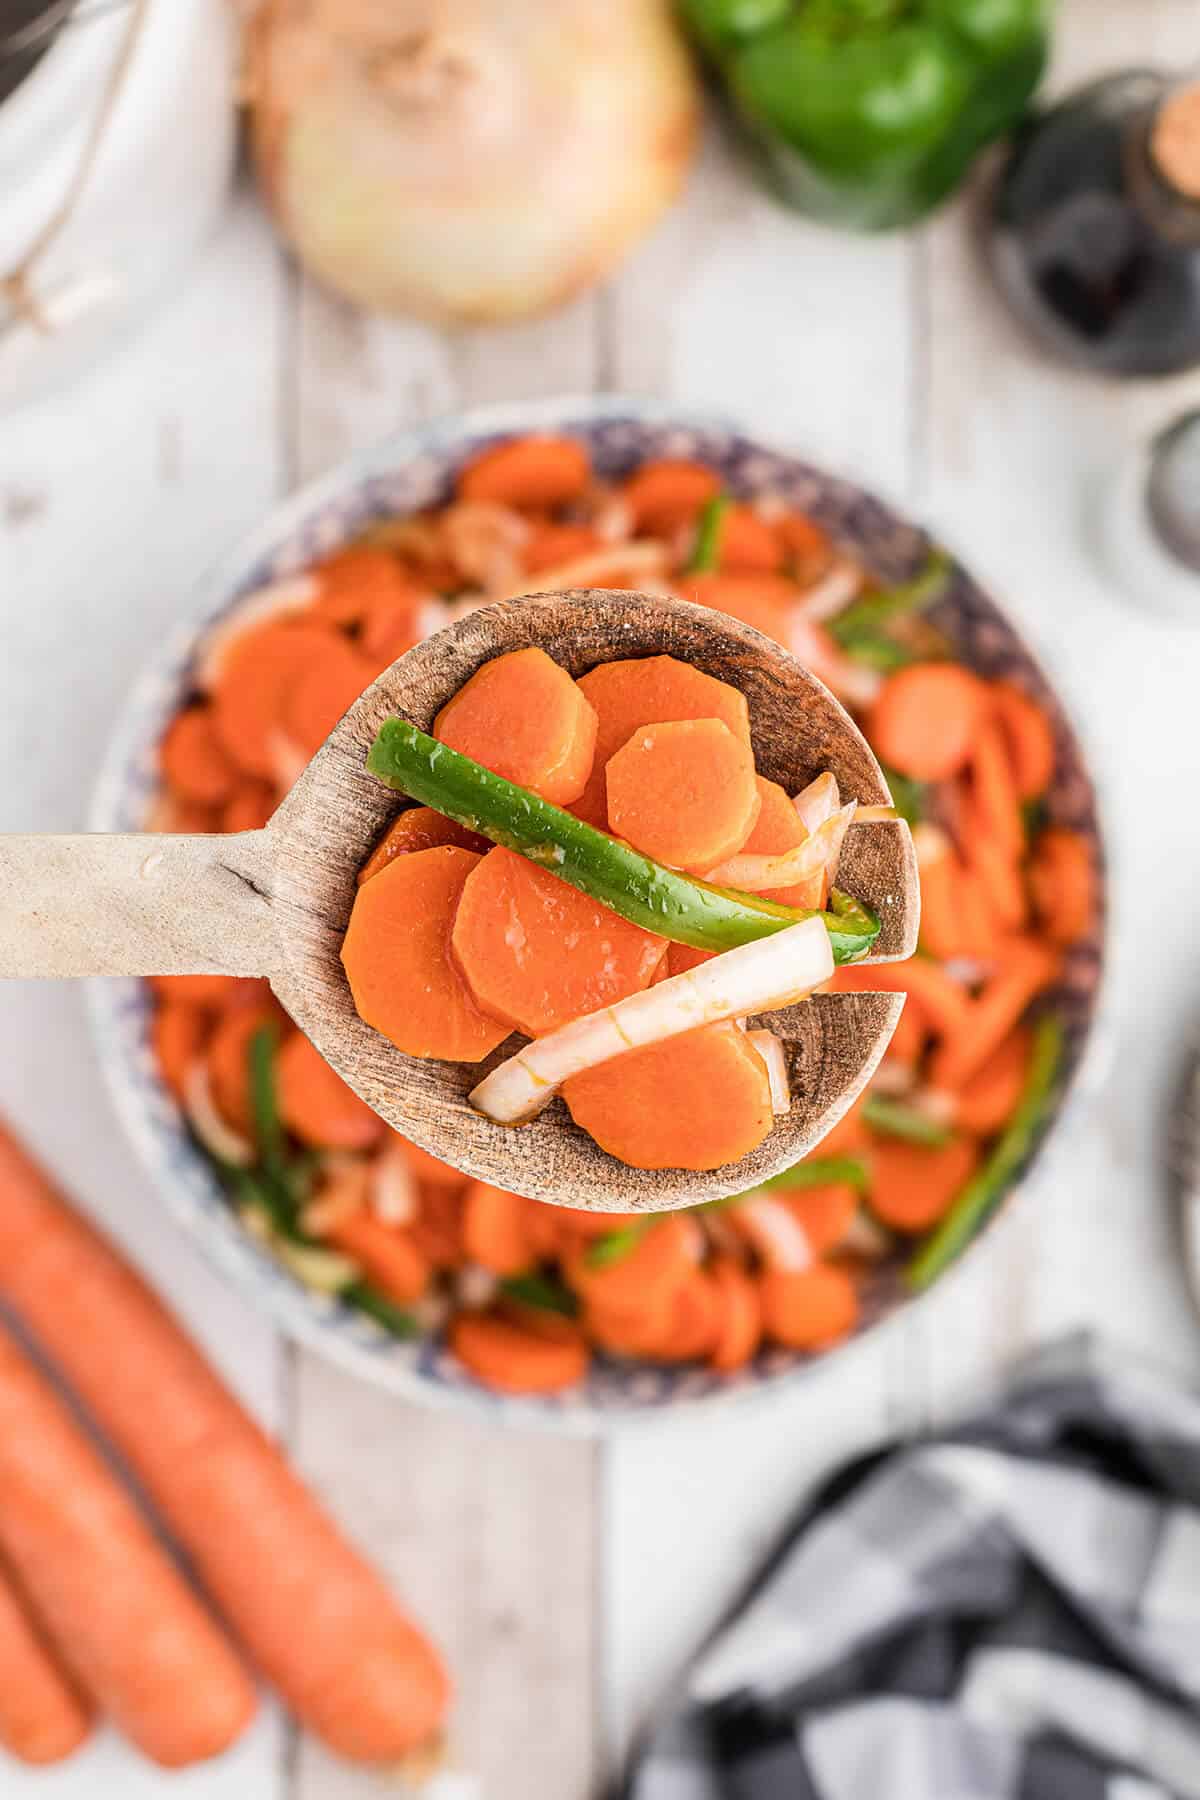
[0,1123,451,1764]
[0,1327,255,1767]
[0,1563,91,1766]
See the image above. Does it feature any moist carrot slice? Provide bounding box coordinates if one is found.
[342,848,511,1061]
[276,1033,384,1151]
[358,807,490,885]
[434,647,598,806]
[868,664,988,782]
[549,1204,648,1242]
[283,637,374,756]
[0,1566,91,1765]
[396,1134,468,1191]
[457,435,591,509]
[207,1005,284,1134]
[160,707,238,808]
[929,937,1059,1090]
[883,993,927,1071]
[210,622,338,779]
[325,1213,430,1304]
[311,547,421,629]
[563,1212,698,1313]
[622,458,721,532]
[222,780,277,833]
[153,1002,210,1101]
[584,1288,681,1359]
[959,805,1028,933]
[819,1091,870,1157]
[461,1182,534,1277]
[828,959,972,1040]
[708,1256,763,1372]
[676,572,795,644]
[777,1182,860,1254]
[713,505,785,574]
[991,681,1056,800]
[964,720,1024,863]
[735,775,822,909]
[666,941,717,977]
[573,653,752,827]
[524,521,603,573]
[867,1135,979,1233]
[775,512,834,583]
[147,972,239,1008]
[650,1271,723,1362]
[409,1183,465,1268]
[1029,827,1095,947]
[606,717,760,872]
[451,847,664,1036]
[563,1022,773,1171]
[953,1026,1033,1136]
[759,1265,859,1350]
[449,1310,588,1394]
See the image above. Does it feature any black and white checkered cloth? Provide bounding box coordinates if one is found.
[626,1336,1200,1800]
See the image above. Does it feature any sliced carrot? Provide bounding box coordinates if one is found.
[311,547,421,629]
[991,681,1056,800]
[524,521,603,573]
[396,1134,468,1191]
[409,1183,465,1269]
[341,847,511,1061]
[868,663,988,782]
[207,1004,284,1134]
[147,972,239,1008]
[606,717,760,872]
[759,1264,859,1350]
[953,1026,1033,1136]
[210,621,337,779]
[584,1288,680,1359]
[0,1564,91,1765]
[777,1183,860,1254]
[867,1135,980,1233]
[775,512,833,582]
[650,1271,723,1362]
[276,1032,384,1151]
[917,839,968,960]
[930,937,1059,1090]
[160,707,238,808]
[714,505,785,574]
[152,796,220,834]
[666,941,717,977]
[549,1204,649,1242]
[819,1090,870,1157]
[955,864,1003,961]
[563,1022,773,1171]
[283,638,374,756]
[563,1213,698,1313]
[457,435,590,509]
[676,572,794,644]
[461,1182,534,1277]
[152,1002,211,1101]
[622,458,721,532]
[222,779,277,832]
[736,775,826,908]
[708,1256,763,1372]
[359,596,424,672]
[884,994,927,1069]
[451,847,664,1036]
[326,1211,430,1304]
[522,1200,567,1262]
[828,960,972,1040]
[434,647,598,807]
[573,653,751,827]
[449,1310,588,1394]
[1029,827,1095,947]
[959,803,1028,933]
[358,806,490,885]
[964,719,1024,863]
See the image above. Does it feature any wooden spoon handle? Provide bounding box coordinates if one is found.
[0,831,279,979]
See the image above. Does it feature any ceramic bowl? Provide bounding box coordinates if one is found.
[88,397,1108,1429]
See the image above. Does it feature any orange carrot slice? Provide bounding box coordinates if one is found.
[759,1265,859,1350]
[708,1256,763,1372]
[152,1002,210,1102]
[884,993,927,1069]
[584,1289,680,1360]
[449,1311,588,1394]
[622,458,721,532]
[396,1135,467,1191]
[434,647,598,806]
[676,572,794,644]
[964,720,1024,863]
[991,681,1056,800]
[325,1213,430,1304]
[573,653,751,827]
[828,960,972,1040]
[457,436,591,510]
[775,512,834,582]
[563,1022,773,1171]
[715,505,785,574]
[409,1183,465,1268]
[953,1026,1033,1135]
[524,521,603,573]
[283,637,374,756]
[651,1271,723,1362]
[867,1135,980,1233]
[210,622,337,779]
[147,972,239,1008]
[868,664,988,781]
[358,806,490,885]
[461,1182,534,1277]
[311,547,421,629]
[666,941,717,977]
[819,1091,871,1157]
[222,779,277,833]
[159,707,237,808]
[207,1005,284,1134]
[929,937,1059,1090]
[276,1033,384,1151]
[0,1566,91,1765]
[777,1182,860,1254]
[735,775,825,908]
[959,806,1028,933]
[1029,828,1095,947]
[451,847,664,1036]
[341,847,511,1061]
[606,717,760,872]
[563,1213,699,1313]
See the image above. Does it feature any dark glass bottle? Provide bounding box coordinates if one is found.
[987,72,1200,378]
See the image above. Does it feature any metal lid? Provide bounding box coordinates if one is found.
[1146,410,1200,577]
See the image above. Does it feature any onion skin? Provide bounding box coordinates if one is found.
[248,0,701,324]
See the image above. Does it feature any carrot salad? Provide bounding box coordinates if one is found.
[147,432,1096,1393]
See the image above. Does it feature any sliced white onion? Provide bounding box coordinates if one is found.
[730,1195,814,1272]
[182,1061,255,1167]
[787,612,882,709]
[442,501,529,594]
[871,1057,918,1097]
[591,493,634,544]
[196,575,320,690]
[456,1266,499,1310]
[302,1158,370,1237]
[515,539,669,597]
[794,558,864,622]
[911,1087,959,1129]
[912,822,953,868]
[840,1208,894,1261]
[793,771,841,833]
[470,914,834,1125]
[370,1144,418,1227]
[940,957,993,987]
[705,802,856,894]
[751,490,788,523]
[747,1030,790,1115]
[277,1240,361,1295]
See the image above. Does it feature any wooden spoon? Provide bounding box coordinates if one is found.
[0,590,918,1212]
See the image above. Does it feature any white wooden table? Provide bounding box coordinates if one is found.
[3,4,1200,1793]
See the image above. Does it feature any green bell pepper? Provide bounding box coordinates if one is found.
[680,0,1054,231]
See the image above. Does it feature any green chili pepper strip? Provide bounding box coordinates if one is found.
[584,1220,655,1269]
[906,1016,1064,1292]
[879,766,926,827]
[829,550,954,649]
[703,1154,872,1209]
[686,494,730,574]
[862,1095,952,1148]
[500,1272,580,1316]
[366,719,881,962]
[343,1281,421,1338]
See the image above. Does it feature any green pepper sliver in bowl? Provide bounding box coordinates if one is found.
[680,0,1054,231]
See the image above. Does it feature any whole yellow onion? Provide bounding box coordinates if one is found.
[248,0,701,323]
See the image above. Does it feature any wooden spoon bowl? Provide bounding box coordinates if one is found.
[0,589,918,1211]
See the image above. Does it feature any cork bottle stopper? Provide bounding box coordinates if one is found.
[1152,81,1200,202]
